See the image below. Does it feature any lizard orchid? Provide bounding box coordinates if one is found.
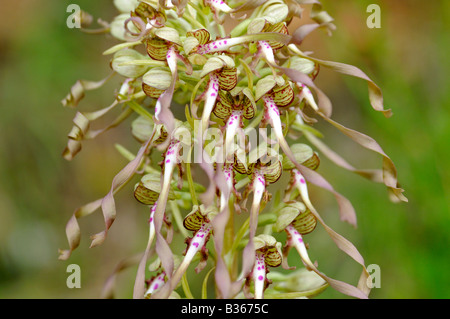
[60,0,406,300]
[198,56,237,133]
[168,205,217,295]
[246,234,282,299]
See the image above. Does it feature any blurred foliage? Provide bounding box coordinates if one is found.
[0,0,448,298]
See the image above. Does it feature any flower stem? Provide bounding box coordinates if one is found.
[182,11,207,30]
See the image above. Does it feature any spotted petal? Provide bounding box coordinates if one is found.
[253,234,282,267]
[142,67,172,98]
[263,22,289,50]
[133,1,158,20]
[241,96,255,120]
[255,75,285,101]
[233,147,253,175]
[282,143,320,171]
[183,205,205,231]
[274,203,306,232]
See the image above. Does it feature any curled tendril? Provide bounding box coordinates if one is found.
[123,16,149,40]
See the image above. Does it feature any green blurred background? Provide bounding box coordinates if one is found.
[0,0,448,298]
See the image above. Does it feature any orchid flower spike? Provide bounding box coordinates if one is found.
[61,0,403,300]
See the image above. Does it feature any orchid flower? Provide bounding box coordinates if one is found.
[278,172,370,299]
[255,76,305,171]
[143,252,183,299]
[170,205,217,291]
[237,156,283,282]
[145,28,182,62]
[158,141,182,210]
[129,1,166,33]
[212,89,256,159]
[275,201,318,271]
[198,56,238,133]
[240,157,283,236]
[247,235,282,299]
[195,31,290,56]
[142,203,166,299]
[141,26,191,131]
[275,200,368,299]
[152,123,190,236]
[253,21,289,66]
[296,82,319,112]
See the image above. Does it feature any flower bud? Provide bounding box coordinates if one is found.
[111,49,149,78]
[282,143,320,171]
[114,0,139,13]
[275,202,317,235]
